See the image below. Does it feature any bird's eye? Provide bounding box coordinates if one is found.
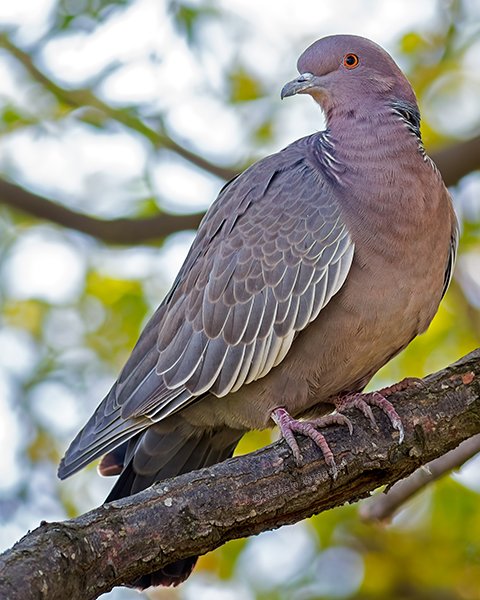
[343,53,359,69]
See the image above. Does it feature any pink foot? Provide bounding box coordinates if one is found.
[378,377,424,396]
[336,390,404,443]
[271,407,352,479]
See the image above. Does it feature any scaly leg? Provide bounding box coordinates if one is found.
[335,390,404,443]
[377,376,423,397]
[272,379,410,477]
[271,407,352,479]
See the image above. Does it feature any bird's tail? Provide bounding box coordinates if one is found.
[102,425,243,588]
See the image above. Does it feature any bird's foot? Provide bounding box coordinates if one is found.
[271,407,352,479]
[377,376,424,397]
[335,390,404,444]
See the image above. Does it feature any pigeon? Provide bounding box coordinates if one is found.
[58,34,458,588]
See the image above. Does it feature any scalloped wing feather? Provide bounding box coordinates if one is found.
[59,136,355,478]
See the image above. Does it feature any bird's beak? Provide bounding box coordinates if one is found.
[281,72,318,99]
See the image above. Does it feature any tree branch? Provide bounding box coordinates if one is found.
[433,134,480,188]
[0,34,241,181]
[1,32,480,246]
[3,34,480,189]
[1,130,479,245]
[359,432,480,523]
[0,179,204,243]
[1,349,480,600]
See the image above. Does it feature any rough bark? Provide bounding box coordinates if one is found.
[0,348,479,600]
[360,433,480,522]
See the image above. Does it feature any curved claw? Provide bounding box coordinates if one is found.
[369,392,404,444]
[357,402,378,430]
[337,395,379,430]
[271,407,341,479]
[335,390,405,444]
[395,421,405,444]
[311,413,354,436]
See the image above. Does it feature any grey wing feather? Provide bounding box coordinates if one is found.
[441,219,458,300]
[58,136,355,479]
[133,155,354,417]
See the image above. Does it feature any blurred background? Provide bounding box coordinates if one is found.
[1,0,480,598]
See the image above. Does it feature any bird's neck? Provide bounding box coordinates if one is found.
[323,101,426,166]
[314,101,445,256]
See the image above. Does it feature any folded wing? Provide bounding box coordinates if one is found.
[58,140,355,479]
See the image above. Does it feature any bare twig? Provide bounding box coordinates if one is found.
[432,134,480,188]
[3,34,479,188]
[1,33,479,246]
[0,349,479,600]
[1,127,479,244]
[360,432,480,523]
[0,179,204,243]
[0,34,241,181]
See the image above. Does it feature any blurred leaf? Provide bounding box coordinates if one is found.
[217,538,248,580]
[55,0,130,31]
[235,429,272,457]
[3,299,47,338]
[401,32,430,55]
[169,1,219,44]
[27,427,60,463]
[135,197,162,217]
[228,66,264,103]
[0,104,38,134]
[254,119,274,143]
[85,271,148,365]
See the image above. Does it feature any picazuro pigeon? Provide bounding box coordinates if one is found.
[59,34,458,588]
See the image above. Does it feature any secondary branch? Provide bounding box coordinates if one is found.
[1,131,478,245]
[0,34,240,181]
[0,179,204,243]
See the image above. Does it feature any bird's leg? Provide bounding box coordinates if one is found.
[335,390,405,443]
[377,376,424,397]
[271,407,353,479]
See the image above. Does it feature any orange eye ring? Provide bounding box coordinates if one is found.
[343,53,359,69]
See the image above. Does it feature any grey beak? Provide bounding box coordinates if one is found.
[281,72,316,99]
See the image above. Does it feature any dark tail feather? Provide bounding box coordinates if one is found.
[133,556,198,589]
[103,425,242,588]
[98,443,128,476]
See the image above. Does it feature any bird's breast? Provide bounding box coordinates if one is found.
[181,164,454,432]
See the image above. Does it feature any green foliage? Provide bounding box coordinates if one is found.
[228,65,265,103]
[169,0,219,44]
[84,271,149,365]
[55,0,131,30]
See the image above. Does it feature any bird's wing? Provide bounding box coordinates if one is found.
[440,218,459,300]
[59,140,355,478]
[122,144,355,418]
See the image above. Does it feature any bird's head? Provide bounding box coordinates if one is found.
[281,34,417,117]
